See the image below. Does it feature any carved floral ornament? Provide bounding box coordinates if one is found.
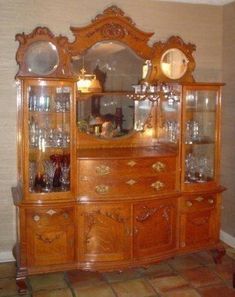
[15,5,196,82]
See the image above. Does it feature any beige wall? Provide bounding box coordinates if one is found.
[0,0,223,261]
[221,2,235,239]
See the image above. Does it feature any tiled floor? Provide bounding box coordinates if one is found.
[0,249,234,297]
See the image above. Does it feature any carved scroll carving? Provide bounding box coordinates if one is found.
[83,208,127,246]
[36,233,60,244]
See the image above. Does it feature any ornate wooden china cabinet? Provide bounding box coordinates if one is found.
[13,6,225,294]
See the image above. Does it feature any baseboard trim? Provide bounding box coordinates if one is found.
[220,230,235,248]
[0,251,14,263]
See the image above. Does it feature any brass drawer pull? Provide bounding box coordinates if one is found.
[33,215,40,222]
[95,184,109,194]
[208,199,214,204]
[126,179,137,186]
[195,196,204,202]
[151,181,165,191]
[95,165,111,176]
[152,161,166,172]
[127,160,137,167]
[186,201,193,207]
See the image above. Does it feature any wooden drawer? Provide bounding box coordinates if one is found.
[78,156,176,179]
[27,207,74,226]
[181,195,216,212]
[78,174,176,200]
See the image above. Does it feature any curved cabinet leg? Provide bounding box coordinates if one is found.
[210,245,226,264]
[16,267,28,295]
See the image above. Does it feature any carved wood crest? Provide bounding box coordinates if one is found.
[69,5,154,59]
[15,6,196,82]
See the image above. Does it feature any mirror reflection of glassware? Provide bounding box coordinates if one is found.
[163,121,179,143]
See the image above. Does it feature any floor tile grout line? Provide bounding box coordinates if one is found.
[142,275,164,297]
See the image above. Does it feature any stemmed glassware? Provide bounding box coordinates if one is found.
[185,153,212,183]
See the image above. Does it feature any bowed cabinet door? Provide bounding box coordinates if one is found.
[77,203,131,263]
[133,198,178,259]
[179,194,220,250]
[26,206,75,267]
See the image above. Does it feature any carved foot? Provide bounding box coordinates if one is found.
[16,268,28,295]
[210,245,226,264]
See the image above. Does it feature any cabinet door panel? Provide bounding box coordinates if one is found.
[78,204,131,262]
[180,209,217,249]
[27,225,74,267]
[133,199,177,258]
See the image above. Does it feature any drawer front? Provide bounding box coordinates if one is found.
[181,195,216,212]
[78,174,176,200]
[78,156,176,179]
[27,207,74,226]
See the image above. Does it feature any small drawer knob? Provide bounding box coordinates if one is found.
[208,199,214,204]
[152,161,166,172]
[186,201,193,207]
[63,212,69,219]
[151,181,165,191]
[127,160,137,167]
[95,184,109,194]
[195,196,204,202]
[126,179,137,186]
[33,215,40,222]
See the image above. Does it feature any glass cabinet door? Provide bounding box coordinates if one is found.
[26,80,73,195]
[182,86,221,187]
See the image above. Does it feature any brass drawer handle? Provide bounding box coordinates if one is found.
[95,184,109,194]
[127,160,137,167]
[208,199,214,204]
[152,161,166,172]
[186,201,193,207]
[33,215,40,222]
[195,196,204,202]
[126,179,137,186]
[95,165,111,176]
[151,181,165,191]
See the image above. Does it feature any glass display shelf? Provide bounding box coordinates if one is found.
[27,83,72,194]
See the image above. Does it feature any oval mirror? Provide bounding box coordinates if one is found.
[25,41,59,75]
[160,48,188,80]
